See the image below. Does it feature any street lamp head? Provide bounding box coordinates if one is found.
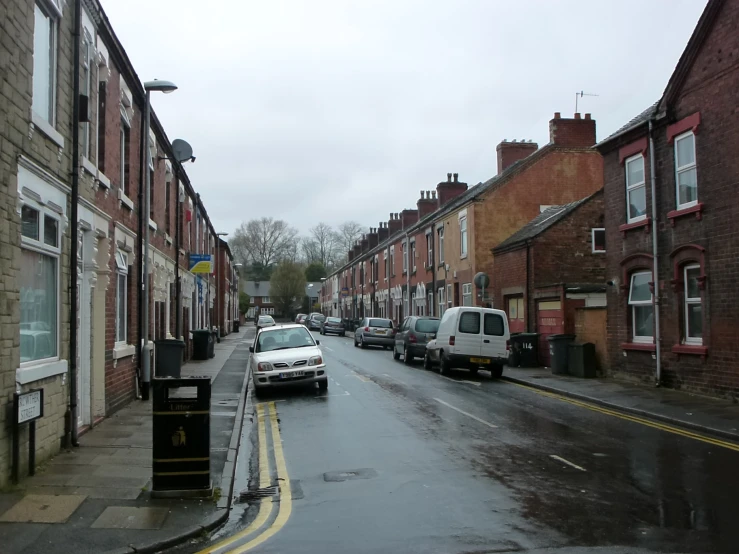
[144,79,178,93]
[217,232,229,237]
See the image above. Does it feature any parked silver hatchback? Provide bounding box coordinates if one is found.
[354,317,396,349]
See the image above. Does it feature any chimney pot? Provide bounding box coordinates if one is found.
[512,139,517,142]
[447,173,452,182]
[584,113,591,120]
[574,112,581,120]
[453,173,458,182]
[432,190,437,199]
[554,112,561,119]
[420,190,424,199]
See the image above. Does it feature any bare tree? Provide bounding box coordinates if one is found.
[307,222,340,269]
[229,217,298,270]
[335,221,366,264]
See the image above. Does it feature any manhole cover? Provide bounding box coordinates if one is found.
[323,468,378,482]
[238,486,278,502]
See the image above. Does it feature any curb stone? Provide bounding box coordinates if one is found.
[501,375,739,444]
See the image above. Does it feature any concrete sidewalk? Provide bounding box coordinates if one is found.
[0,326,255,554]
[503,366,739,443]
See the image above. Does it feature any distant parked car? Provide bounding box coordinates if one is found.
[306,313,326,330]
[354,317,396,349]
[256,315,276,332]
[393,316,440,365]
[424,307,509,378]
[297,314,308,325]
[320,317,346,336]
[295,313,307,323]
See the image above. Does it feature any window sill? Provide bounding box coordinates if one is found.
[114,343,136,359]
[149,219,158,231]
[619,218,651,236]
[81,156,97,176]
[672,344,708,358]
[621,342,656,352]
[16,359,68,385]
[98,171,111,189]
[667,203,703,225]
[461,254,468,260]
[119,189,134,210]
[165,233,173,245]
[31,111,65,149]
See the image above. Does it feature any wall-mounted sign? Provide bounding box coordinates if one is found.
[16,390,43,424]
[341,287,349,297]
[189,254,213,274]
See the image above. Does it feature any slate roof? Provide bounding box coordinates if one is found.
[493,191,599,252]
[597,102,658,147]
[243,281,270,297]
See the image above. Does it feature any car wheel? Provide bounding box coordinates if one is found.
[424,352,432,370]
[490,364,504,379]
[318,379,328,391]
[354,336,359,347]
[404,345,413,365]
[359,335,366,349]
[253,386,265,399]
[469,367,479,375]
[439,351,451,375]
[393,345,401,360]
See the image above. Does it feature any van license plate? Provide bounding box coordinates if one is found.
[470,357,491,364]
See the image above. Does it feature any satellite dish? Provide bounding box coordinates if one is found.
[172,139,194,163]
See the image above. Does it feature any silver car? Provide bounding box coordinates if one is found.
[249,324,327,396]
[354,317,396,349]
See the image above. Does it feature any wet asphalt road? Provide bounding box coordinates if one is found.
[190,331,739,554]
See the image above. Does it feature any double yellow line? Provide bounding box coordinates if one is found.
[198,402,292,554]
[510,381,739,452]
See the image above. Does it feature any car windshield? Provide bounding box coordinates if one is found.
[327,317,341,323]
[313,314,326,320]
[256,327,316,352]
[258,317,273,324]
[369,318,393,328]
[414,319,440,333]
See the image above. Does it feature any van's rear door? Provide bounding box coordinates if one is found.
[481,311,508,360]
[456,310,482,358]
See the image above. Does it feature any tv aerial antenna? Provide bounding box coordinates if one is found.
[575,91,599,113]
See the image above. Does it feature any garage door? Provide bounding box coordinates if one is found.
[537,300,564,367]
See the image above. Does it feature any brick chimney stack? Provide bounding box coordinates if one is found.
[400,209,419,230]
[388,213,402,235]
[352,241,361,259]
[549,112,596,148]
[360,233,369,253]
[348,249,355,262]
[367,227,379,250]
[496,139,538,175]
[436,173,468,209]
[378,221,389,242]
[417,190,436,220]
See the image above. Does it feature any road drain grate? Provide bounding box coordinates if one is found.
[238,486,278,502]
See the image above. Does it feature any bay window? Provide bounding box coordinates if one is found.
[625,155,646,223]
[674,132,697,209]
[628,271,653,342]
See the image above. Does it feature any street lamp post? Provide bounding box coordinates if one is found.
[141,79,177,401]
[215,232,228,339]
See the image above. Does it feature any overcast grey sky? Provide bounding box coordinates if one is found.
[103,0,707,236]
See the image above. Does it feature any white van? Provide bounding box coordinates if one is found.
[425,306,510,377]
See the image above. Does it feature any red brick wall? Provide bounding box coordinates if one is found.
[602,0,739,397]
[492,247,529,328]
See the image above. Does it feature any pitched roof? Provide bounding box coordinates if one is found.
[243,281,270,297]
[305,282,322,297]
[493,190,601,252]
[596,102,657,147]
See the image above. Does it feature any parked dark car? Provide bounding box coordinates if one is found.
[320,316,346,336]
[393,316,440,364]
[306,313,326,330]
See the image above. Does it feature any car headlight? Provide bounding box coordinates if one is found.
[309,356,323,366]
[257,362,272,372]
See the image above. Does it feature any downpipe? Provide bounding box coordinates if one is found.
[648,118,662,387]
[67,0,82,448]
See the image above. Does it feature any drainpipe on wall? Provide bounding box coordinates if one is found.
[405,230,411,319]
[525,240,531,333]
[648,118,662,386]
[431,228,436,317]
[68,0,82,447]
[174,168,181,339]
[135,99,147,399]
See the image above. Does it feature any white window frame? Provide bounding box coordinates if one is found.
[428,291,434,317]
[403,290,408,316]
[32,0,61,126]
[411,240,416,272]
[115,251,128,344]
[438,287,445,317]
[438,226,445,264]
[426,233,432,267]
[591,228,606,253]
[460,216,468,258]
[447,284,453,308]
[384,250,388,281]
[674,131,698,210]
[19,191,62,372]
[389,246,395,276]
[462,283,472,306]
[625,154,647,224]
[683,264,702,345]
[120,117,129,194]
[628,271,653,343]
[263,296,270,303]
[80,25,94,161]
[403,241,408,273]
[411,292,416,315]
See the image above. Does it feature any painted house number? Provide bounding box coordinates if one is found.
[18,391,42,424]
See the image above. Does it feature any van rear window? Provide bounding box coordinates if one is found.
[458,312,481,334]
[484,313,505,336]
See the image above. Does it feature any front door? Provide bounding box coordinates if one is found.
[77,231,92,428]
[537,300,564,367]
